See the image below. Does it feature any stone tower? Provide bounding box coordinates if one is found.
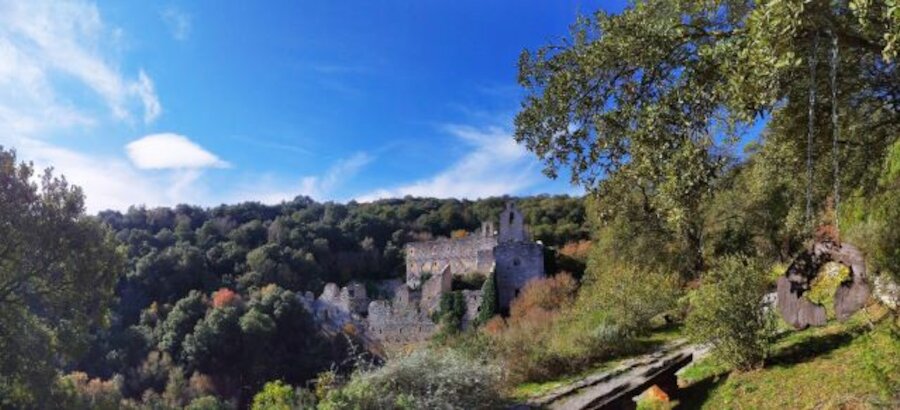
[494,201,544,310]
[498,201,526,243]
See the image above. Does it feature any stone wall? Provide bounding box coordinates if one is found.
[420,265,453,314]
[498,201,527,243]
[367,292,437,347]
[495,242,545,310]
[404,235,497,286]
[460,289,484,329]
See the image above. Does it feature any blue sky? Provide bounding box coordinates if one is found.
[0,1,628,212]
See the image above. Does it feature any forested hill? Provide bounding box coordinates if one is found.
[76,195,586,402]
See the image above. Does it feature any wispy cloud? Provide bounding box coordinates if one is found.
[357,124,542,201]
[126,133,229,170]
[0,0,162,125]
[161,6,191,41]
[228,152,373,204]
[0,0,176,212]
[227,135,313,156]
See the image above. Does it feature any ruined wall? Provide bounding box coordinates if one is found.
[300,281,371,327]
[340,281,369,316]
[460,289,484,329]
[495,242,545,310]
[367,292,437,347]
[420,265,453,314]
[404,235,497,286]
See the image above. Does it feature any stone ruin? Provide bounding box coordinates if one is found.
[776,241,871,329]
[299,201,545,349]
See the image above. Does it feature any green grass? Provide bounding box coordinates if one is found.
[676,305,899,409]
[511,359,620,400]
[510,323,686,401]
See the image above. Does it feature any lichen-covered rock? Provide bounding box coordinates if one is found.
[776,241,871,329]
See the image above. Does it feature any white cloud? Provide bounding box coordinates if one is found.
[126,133,229,170]
[133,70,161,123]
[357,125,542,202]
[161,6,191,41]
[0,0,161,125]
[226,152,373,204]
[12,136,169,211]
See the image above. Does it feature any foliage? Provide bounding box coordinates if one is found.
[451,272,486,291]
[687,255,777,370]
[482,271,634,383]
[581,257,681,337]
[474,273,498,326]
[509,273,577,320]
[844,140,900,283]
[185,395,233,410]
[435,291,466,336]
[516,0,900,274]
[319,349,504,410]
[0,147,123,407]
[212,288,242,309]
[51,372,123,410]
[251,380,314,410]
[56,194,586,404]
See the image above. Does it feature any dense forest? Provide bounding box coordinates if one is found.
[0,164,588,408]
[2,0,900,408]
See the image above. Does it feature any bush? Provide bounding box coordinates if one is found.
[319,349,504,410]
[251,380,314,410]
[434,291,466,337]
[474,273,497,326]
[579,263,681,337]
[509,273,577,320]
[185,395,232,410]
[687,254,776,370]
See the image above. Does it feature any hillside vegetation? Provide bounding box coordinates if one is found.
[2,0,900,409]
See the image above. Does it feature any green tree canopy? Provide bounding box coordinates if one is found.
[0,147,123,406]
[516,0,900,270]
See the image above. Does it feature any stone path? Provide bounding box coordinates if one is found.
[525,341,705,410]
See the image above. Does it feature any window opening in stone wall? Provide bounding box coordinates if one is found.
[509,211,515,225]
[513,257,520,266]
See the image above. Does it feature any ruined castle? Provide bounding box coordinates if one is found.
[299,201,545,348]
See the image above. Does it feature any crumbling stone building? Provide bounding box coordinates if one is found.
[405,201,544,310]
[300,201,545,349]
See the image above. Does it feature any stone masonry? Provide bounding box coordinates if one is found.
[300,201,545,349]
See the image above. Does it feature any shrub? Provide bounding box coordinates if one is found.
[319,349,504,410]
[509,273,577,320]
[434,291,466,336]
[185,395,232,410]
[579,264,681,336]
[687,254,776,370]
[251,380,314,410]
[474,273,498,326]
